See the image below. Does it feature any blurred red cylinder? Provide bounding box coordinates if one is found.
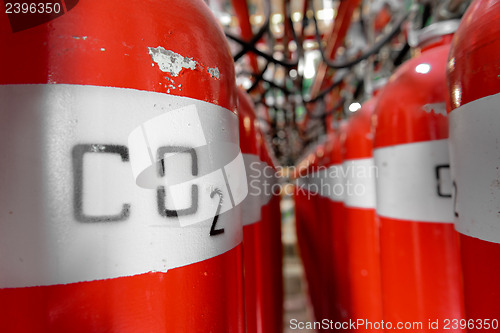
[256,115,285,333]
[447,0,500,328]
[238,90,283,333]
[311,140,334,323]
[0,1,245,332]
[373,21,464,330]
[326,124,351,326]
[312,126,351,326]
[343,97,383,331]
[294,148,325,321]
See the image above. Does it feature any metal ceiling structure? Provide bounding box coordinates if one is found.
[206,0,469,166]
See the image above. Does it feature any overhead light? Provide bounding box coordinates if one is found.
[271,13,283,24]
[237,76,252,90]
[292,12,302,22]
[304,65,315,79]
[317,8,336,21]
[219,15,231,25]
[302,50,320,79]
[217,12,232,26]
[251,14,263,25]
[303,40,318,50]
[271,25,283,35]
[303,57,316,79]
[349,102,361,112]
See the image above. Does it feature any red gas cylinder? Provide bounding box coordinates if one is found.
[326,122,351,326]
[309,137,332,324]
[294,146,325,321]
[447,1,500,328]
[342,97,383,331]
[0,1,245,332]
[312,124,351,326]
[311,132,352,327]
[373,21,464,329]
[257,126,285,333]
[238,90,283,333]
[256,117,285,333]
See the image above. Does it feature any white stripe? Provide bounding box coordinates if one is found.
[241,154,262,226]
[241,154,276,226]
[0,84,244,288]
[127,103,249,228]
[168,151,247,227]
[343,158,377,209]
[326,164,346,202]
[449,92,500,243]
[374,139,454,222]
[128,104,208,189]
[308,164,345,202]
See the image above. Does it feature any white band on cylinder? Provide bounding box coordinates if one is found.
[0,84,246,288]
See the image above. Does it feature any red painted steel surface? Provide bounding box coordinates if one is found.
[343,98,383,331]
[0,1,244,332]
[239,90,283,333]
[447,0,500,327]
[373,36,464,330]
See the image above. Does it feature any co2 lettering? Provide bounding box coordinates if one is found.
[72,143,223,236]
[435,164,452,198]
[156,146,199,218]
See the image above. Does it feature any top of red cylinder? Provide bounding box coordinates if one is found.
[344,97,378,160]
[373,21,457,148]
[409,20,460,51]
[0,0,237,112]
[447,0,500,110]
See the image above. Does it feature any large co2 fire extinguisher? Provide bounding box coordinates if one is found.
[373,20,464,329]
[0,1,247,332]
[309,139,332,322]
[238,90,283,333]
[294,147,325,320]
[256,112,285,333]
[314,137,341,325]
[447,1,500,328]
[314,123,350,325]
[326,123,351,325]
[343,97,383,330]
[317,134,353,325]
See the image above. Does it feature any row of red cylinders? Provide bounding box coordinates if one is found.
[294,1,500,331]
[0,1,284,332]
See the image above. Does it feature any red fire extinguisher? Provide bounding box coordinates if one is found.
[294,147,325,321]
[256,114,284,333]
[313,137,339,324]
[343,96,383,330]
[325,123,351,325]
[238,90,283,333]
[309,124,351,325]
[373,20,464,328]
[0,1,246,332]
[447,1,500,328]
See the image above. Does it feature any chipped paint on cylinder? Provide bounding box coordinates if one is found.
[0,0,236,111]
[0,0,244,332]
[148,46,198,77]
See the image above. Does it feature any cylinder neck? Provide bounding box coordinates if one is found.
[372,77,388,97]
[409,20,460,52]
[419,33,455,52]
